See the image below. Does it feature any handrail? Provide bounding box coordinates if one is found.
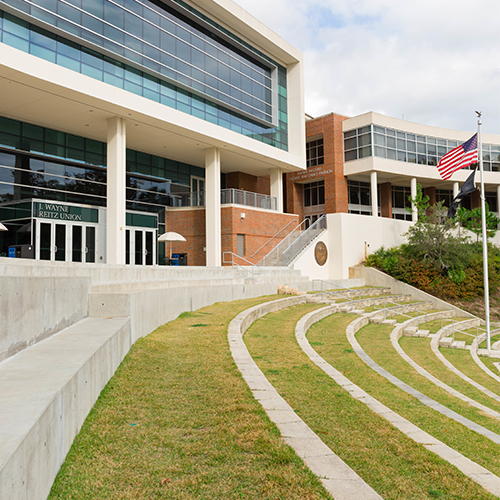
[312,279,362,304]
[258,218,309,266]
[282,215,327,266]
[250,218,299,258]
[222,251,263,283]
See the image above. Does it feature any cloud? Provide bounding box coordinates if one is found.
[234,0,500,134]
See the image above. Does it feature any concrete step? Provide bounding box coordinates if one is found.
[478,349,500,358]
[381,319,397,326]
[451,340,467,349]
[0,316,131,500]
[414,329,430,338]
[404,327,418,336]
[439,337,453,348]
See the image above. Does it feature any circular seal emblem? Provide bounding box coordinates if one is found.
[314,241,328,266]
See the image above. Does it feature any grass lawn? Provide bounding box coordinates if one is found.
[245,306,495,499]
[399,335,500,413]
[357,323,500,436]
[48,296,331,500]
[309,313,500,484]
[441,348,500,398]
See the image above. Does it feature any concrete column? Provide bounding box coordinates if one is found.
[453,182,459,198]
[106,117,126,265]
[205,147,221,266]
[411,177,418,222]
[497,185,500,215]
[370,171,378,217]
[270,168,283,212]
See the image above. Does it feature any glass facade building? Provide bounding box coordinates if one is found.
[344,124,500,172]
[0,0,300,264]
[0,0,288,150]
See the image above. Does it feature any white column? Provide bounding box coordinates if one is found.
[411,177,418,222]
[370,171,378,217]
[205,147,221,266]
[106,116,126,265]
[270,168,283,212]
[497,185,500,216]
[453,182,459,198]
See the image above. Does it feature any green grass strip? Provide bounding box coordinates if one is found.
[357,322,500,436]
[480,355,500,377]
[245,305,495,499]
[309,313,500,486]
[441,348,500,398]
[48,296,331,500]
[399,335,500,413]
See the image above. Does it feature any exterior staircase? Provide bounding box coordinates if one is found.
[259,215,326,266]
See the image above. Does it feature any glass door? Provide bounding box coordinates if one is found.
[126,228,156,265]
[54,223,66,261]
[85,226,96,263]
[39,222,51,260]
[72,225,82,262]
[145,231,154,265]
[191,176,205,206]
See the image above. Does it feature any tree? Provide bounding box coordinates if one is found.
[456,204,500,241]
[404,184,469,271]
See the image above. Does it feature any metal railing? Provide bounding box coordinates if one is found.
[222,251,263,283]
[439,318,500,345]
[373,299,430,324]
[282,215,327,266]
[221,188,277,210]
[250,218,299,258]
[259,218,309,266]
[174,189,277,211]
[312,279,362,304]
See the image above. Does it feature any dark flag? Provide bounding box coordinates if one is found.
[447,168,478,217]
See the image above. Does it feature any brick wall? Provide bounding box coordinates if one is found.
[380,182,392,218]
[226,172,270,195]
[286,113,349,217]
[166,206,299,266]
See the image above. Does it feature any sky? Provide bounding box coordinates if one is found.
[234,0,500,135]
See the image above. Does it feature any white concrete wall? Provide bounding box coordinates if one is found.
[293,214,411,281]
[290,232,330,281]
[0,277,91,362]
[328,213,411,280]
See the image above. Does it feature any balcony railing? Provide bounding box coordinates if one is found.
[174,189,277,211]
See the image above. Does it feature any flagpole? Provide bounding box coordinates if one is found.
[477,113,491,350]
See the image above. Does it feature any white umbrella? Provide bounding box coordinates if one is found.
[0,222,7,231]
[158,231,186,260]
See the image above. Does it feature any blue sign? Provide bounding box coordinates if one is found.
[8,247,16,258]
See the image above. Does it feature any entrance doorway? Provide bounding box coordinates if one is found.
[36,220,97,263]
[125,228,155,266]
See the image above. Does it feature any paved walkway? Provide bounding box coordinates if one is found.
[295,306,500,497]
[389,315,500,420]
[228,297,383,500]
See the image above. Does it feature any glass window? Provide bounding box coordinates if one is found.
[307,138,324,168]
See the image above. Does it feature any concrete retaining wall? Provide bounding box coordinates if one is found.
[0,276,91,362]
[0,317,130,500]
[350,266,475,318]
[89,281,310,344]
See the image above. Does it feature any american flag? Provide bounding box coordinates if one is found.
[437,134,478,180]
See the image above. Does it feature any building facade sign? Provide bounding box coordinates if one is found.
[34,202,99,223]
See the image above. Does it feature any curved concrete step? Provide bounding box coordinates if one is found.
[295,305,500,498]
[228,297,383,500]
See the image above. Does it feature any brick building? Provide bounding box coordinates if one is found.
[285,111,500,225]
